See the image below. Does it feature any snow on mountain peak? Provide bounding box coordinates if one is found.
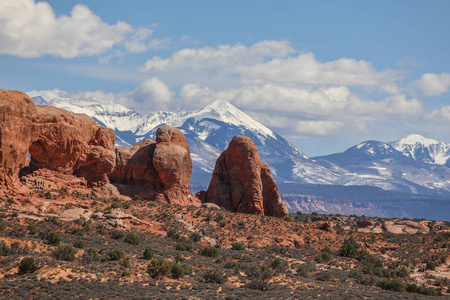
[390,134,450,165]
[396,134,439,147]
[193,99,277,139]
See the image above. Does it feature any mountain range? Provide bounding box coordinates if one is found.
[32,96,450,219]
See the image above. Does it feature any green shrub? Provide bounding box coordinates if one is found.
[44,192,52,199]
[203,268,228,284]
[121,271,130,277]
[18,257,39,274]
[124,232,141,246]
[107,249,125,261]
[143,248,154,260]
[377,278,406,292]
[338,237,361,258]
[111,230,125,240]
[175,241,192,251]
[201,246,220,258]
[219,220,227,228]
[96,224,107,235]
[231,242,245,251]
[171,264,186,278]
[53,245,76,261]
[147,259,172,279]
[271,257,288,273]
[0,221,7,231]
[82,248,100,264]
[315,270,331,281]
[0,241,12,256]
[71,241,84,249]
[426,260,436,271]
[46,232,61,246]
[189,232,202,242]
[59,187,69,196]
[245,268,273,291]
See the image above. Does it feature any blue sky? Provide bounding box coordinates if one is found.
[1,0,450,156]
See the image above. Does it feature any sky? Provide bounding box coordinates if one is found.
[1,0,450,156]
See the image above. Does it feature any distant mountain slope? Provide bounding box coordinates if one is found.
[389,134,450,166]
[314,140,450,195]
[34,96,450,197]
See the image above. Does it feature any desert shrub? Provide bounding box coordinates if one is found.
[171,264,186,278]
[124,232,141,246]
[377,278,406,292]
[0,241,12,256]
[82,248,100,264]
[18,257,39,274]
[296,264,310,278]
[315,245,333,263]
[27,224,38,235]
[271,257,289,273]
[0,221,7,231]
[231,242,245,251]
[202,246,220,258]
[59,187,69,196]
[379,246,386,254]
[53,245,76,261]
[121,271,130,277]
[96,224,107,236]
[111,230,125,240]
[73,241,85,249]
[46,232,61,245]
[315,270,331,281]
[245,268,273,291]
[175,241,192,251]
[338,237,361,258]
[406,283,440,296]
[107,249,125,261]
[143,248,154,260]
[44,192,52,199]
[395,266,410,279]
[203,268,228,284]
[426,260,436,271]
[189,232,202,242]
[147,259,171,279]
[219,220,227,228]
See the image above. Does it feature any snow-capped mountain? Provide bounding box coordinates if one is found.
[389,134,450,166]
[314,140,450,195]
[39,97,339,184]
[34,95,450,197]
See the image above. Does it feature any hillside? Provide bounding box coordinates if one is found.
[0,187,448,299]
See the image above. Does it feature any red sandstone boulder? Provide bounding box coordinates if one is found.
[111,125,197,205]
[0,90,37,189]
[205,135,289,218]
[30,105,116,185]
[0,89,116,189]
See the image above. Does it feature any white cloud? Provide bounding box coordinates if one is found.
[142,40,294,72]
[415,73,450,96]
[26,88,68,101]
[142,41,399,89]
[427,106,450,123]
[0,0,157,58]
[179,84,216,110]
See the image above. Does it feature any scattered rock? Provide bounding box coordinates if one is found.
[357,220,373,228]
[318,221,333,232]
[205,135,288,217]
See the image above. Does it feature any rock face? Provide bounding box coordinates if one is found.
[205,135,289,217]
[0,90,37,189]
[0,89,115,189]
[30,106,116,185]
[111,125,196,205]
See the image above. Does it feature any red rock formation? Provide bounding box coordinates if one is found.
[111,125,197,205]
[30,105,116,185]
[205,135,289,217]
[0,89,116,189]
[0,90,37,189]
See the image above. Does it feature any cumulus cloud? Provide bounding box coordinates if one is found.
[142,40,294,72]
[0,0,156,58]
[26,88,68,101]
[415,73,450,96]
[142,41,400,89]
